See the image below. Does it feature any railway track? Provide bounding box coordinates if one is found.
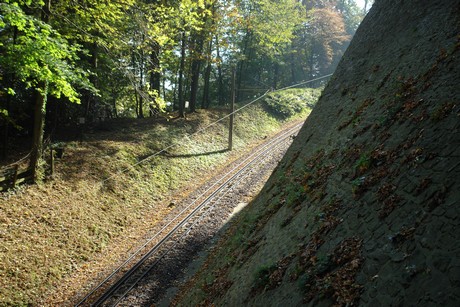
[75,123,302,306]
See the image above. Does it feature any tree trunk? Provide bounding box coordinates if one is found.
[2,82,12,160]
[134,87,140,118]
[201,2,216,109]
[272,62,279,89]
[216,35,224,106]
[150,41,161,112]
[189,37,204,113]
[138,46,145,118]
[172,75,178,110]
[30,81,48,182]
[131,49,139,117]
[29,0,51,182]
[85,43,98,120]
[0,116,8,159]
[178,32,186,118]
[1,27,18,159]
[290,44,298,84]
[236,30,253,101]
[112,93,118,118]
[202,38,213,109]
[310,50,315,78]
[138,90,144,118]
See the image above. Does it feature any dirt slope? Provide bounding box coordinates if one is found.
[175,0,460,305]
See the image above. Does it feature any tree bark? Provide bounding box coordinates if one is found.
[272,62,279,89]
[178,32,186,118]
[30,81,48,182]
[189,36,204,113]
[131,49,140,117]
[85,43,98,120]
[289,42,298,84]
[150,41,161,114]
[138,44,145,118]
[236,28,254,101]
[29,0,51,182]
[1,114,8,159]
[202,38,213,109]
[1,27,18,159]
[112,94,118,118]
[201,2,216,109]
[216,35,224,106]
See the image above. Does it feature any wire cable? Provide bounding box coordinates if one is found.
[99,73,332,185]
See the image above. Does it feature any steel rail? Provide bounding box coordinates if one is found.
[76,123,302,307]
[110,128,295,306]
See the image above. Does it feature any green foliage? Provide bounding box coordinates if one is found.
[263,88,322,119]
[0,2,95,102]
[0,0,364,138]
[52,0,136,45]
[251,0,303,57]
[148,90,167,112]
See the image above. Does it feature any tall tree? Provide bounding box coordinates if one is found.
[305,7,350,76]
[0,1,95,180]
[178,32,186,117]
[0,0,366,169]
[230,0,303,99]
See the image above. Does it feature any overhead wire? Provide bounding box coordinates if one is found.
[0,73,331,183]
[3,3,337,302]
[2,4,333,233]
[99,73,332,185]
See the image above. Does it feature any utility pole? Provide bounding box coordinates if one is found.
[228,68,236,151]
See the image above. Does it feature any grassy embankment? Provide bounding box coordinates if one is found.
[0,88,321,305]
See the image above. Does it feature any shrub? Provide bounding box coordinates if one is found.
[263,88,322,119]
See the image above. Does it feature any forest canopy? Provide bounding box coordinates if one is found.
[0,0,370,178]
